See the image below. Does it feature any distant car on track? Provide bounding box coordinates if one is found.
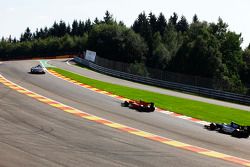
[204,122,250,138]
[30,65,45,74]
[121,100,155,112]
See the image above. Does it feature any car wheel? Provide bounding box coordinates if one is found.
[218,128,224,133]
[244,133,250,138]
[150,106,155,112]
[232,130,241,138]
[122,101,129,107]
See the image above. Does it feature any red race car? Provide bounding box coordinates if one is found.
[121,100,155,112]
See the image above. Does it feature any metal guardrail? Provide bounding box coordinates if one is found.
[74,57,250,105]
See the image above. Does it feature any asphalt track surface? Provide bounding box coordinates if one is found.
[49,59,250,111]
[0,60,249,167]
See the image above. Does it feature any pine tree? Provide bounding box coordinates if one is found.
[66,24,71,34]
[119,21,125,26]
[58,20,67,37]
[169,12,178,26]
[43,27,49,38]
[156,13,167,36]
[49,22,59,37]
[132,12,151,39]
[84,19,92,33]
[94,17,100,25]
[149,12,157,34]
[71,20,79,36]
[21,27,32,41]
[13,37,17,43]
[176,16,189,32]
[192,14,199,23]
[103,11,114,24]
[33,28,39,39]
[8,35,12,43]
[78,21,85,35]
[151,32,169,69]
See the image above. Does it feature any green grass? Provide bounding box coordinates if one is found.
[49,67,250,125]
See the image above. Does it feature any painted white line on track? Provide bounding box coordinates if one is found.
[66,58,73,66]
[39,61,48,72]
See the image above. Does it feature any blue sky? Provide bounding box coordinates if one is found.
[0,0,249,48]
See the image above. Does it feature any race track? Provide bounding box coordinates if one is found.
[0,60,249,167]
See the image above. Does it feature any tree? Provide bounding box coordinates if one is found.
[163,24,183,61]
[78,21,85,35]
[13,37,17,43]
[128,61,148,76]
[33,28,39,39]
[241,48,250,85]
[118,21,125,26]
[220,31,243,76]
[58,20,67,37]
[209,18,245,92]
[149,12,157,34]
[192,14,199,23]
[156,12,167,36]
[71,20,79,36]
[151,32,169,69]
[8,35,12,43]
[21,27,32,41]
[61,34,75,53]
[103,11,114,24]
[74,33,88,53]
[132,12,151,40]
[209,17,228,41]
[169,12,178,26]
[132,12,153,60]
[149,23,183,69]
[94,17,100,25]
[84,19,92,33]
[43,27,49,38]
[88,23,147,63]
[66,24,71,34]
[176,16,189,32]
[170,22,222,78]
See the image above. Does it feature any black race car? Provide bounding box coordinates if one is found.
[204,122,250,138]
[30,65,45,74]
[121,100,155,112]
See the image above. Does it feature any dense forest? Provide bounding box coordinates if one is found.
[0,11,250,94]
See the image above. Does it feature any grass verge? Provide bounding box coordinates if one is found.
[49,67,250,125]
